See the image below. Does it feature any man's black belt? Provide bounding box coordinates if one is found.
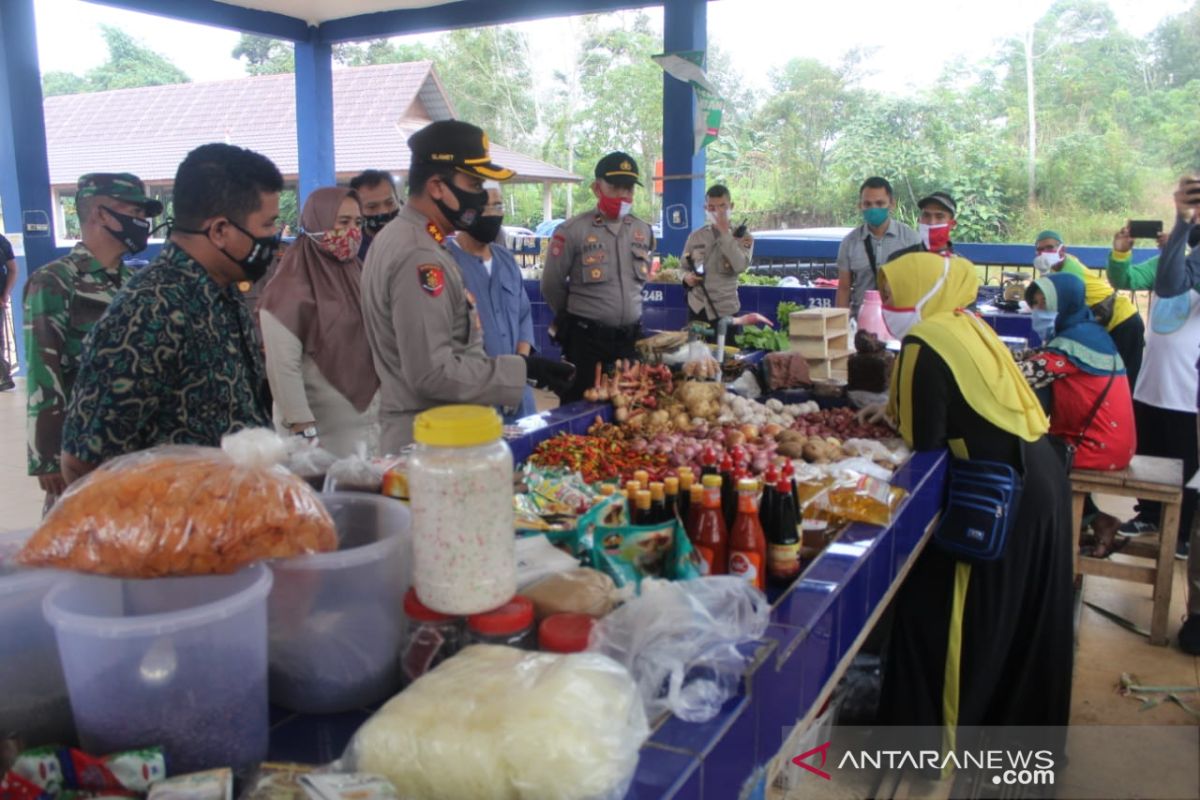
[566,315,641,342]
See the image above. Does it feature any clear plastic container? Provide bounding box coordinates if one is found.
[409,405,516,615]
[268,492,412,713]
[43,563,272,773]
[467,595,536,649]
[401,587,463,683]
[0,529,74,746]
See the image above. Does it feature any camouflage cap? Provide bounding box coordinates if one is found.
[76,173,163,216]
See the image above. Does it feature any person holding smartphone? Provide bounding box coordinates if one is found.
[1146,175,1200,654]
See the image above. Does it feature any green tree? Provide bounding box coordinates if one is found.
[41,25,189,96]
[433,27,540,151]
[232,34,294,75]
[1150,0,1200,87]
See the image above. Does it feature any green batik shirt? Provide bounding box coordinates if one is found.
[63,243,271,466]
[23,243,131,475]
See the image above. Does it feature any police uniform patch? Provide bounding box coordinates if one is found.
[551,234,565,257]
[586,234,599,244]
[633,229,647,243]
[419,265,445,297]
[590,268,603,280]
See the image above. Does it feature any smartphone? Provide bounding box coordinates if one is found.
[1128,219,1163,239]
[1187,180,1200,206]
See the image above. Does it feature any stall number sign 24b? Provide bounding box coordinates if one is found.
[642,289,665,303]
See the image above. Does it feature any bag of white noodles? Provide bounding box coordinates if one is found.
[342,644,649,800]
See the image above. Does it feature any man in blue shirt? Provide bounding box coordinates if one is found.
[447,182,537,421]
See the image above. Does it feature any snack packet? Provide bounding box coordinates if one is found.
[146,769,232,800]
[591,508,702,589]
[298,774,397,800]
[239,763,314,800]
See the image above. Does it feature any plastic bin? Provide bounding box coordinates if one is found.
[0,529,74,746]
[43,563,272,773]
[267,492,412,713]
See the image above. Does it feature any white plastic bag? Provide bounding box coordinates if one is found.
[589,577,769,723]
[343,645,648,800]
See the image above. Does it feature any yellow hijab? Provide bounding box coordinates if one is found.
[883,252,1048,443]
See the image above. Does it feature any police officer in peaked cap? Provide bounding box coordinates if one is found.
[541,152,656,403]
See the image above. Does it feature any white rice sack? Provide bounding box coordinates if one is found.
[344,645,648,800]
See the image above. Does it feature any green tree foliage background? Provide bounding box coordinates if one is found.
[42,1,1200,243]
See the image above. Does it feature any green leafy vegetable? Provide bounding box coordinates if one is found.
[735,326,791,352]
[776,301,803,333]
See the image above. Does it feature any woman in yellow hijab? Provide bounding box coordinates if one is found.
[875,251,1074,756]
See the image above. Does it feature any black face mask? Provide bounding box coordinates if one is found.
[363,209,399,235]
[102,206,152,255]
[175,218,280,282]
[434,179,489,232]
[466,214,504,244]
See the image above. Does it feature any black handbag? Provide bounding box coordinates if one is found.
[933,457,1024,563]
[1090,293,1117,328]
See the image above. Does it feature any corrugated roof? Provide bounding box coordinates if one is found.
[43,61,579,187]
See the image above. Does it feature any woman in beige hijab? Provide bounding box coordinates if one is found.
[259,187,380,456]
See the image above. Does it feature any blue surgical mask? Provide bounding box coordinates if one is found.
[863,207,889,228]
[1032,309,1058,344]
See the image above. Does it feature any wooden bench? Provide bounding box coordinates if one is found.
[1070,455,1182,646]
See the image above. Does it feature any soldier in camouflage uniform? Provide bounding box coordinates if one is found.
[24,173,161,508]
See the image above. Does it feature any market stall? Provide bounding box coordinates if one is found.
[2,320,949,800]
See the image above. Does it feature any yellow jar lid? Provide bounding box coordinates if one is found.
[413,405,502,447]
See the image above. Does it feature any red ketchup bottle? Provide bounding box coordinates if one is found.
[729,478,768,590]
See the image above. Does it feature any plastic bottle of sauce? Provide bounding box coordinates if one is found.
[700,447,718,478]
[691,474,729,575]
[768,477,802,583]
[686,483,705,538]
[729,478,767,590]
[649,482,667,524]
[759,465,780,533]
[634,490,653,526]
[678,471,694,522]
[719,455,737,528]
[663,476,680,521]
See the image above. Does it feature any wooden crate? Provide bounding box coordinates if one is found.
[807,352,850,380]
[788,308,849,339]
[790,331,849,359]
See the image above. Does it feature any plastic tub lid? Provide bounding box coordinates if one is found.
[539,613,596,654]
[0,529,65,597]
[404,588,456,623]
[467,595,533,636]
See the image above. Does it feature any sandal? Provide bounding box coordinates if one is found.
[1081,513,1129,559]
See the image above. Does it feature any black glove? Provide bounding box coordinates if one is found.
[522,354,576,395]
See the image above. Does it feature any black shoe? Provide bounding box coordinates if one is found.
[1179,615,1200,656]
[1177,539,1190,561]
[1118,517,1158,537]
[0,379,15,392]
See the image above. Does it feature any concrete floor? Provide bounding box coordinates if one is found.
[3,380,1196,797]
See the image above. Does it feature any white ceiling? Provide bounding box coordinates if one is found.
[218,0,454,25]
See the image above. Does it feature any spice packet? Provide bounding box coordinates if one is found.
[9,747,62,795]
[62,748,166,794]
[298,774,397,800]
[591,514,703,589]
[1,770,51,800]
[239,763,314,800]
[146,769,232,800]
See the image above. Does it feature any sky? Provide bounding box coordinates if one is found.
[33,0,1195,98]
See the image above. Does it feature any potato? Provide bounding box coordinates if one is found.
[778,440,807,459]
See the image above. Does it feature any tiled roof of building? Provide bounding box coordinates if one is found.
[43,61,578,187]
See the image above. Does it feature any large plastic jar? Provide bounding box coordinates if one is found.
[466,595,536,649]
[400,587,464,683]
[409,405,516,615]
[43,564,272,773]
[857,289,892,341]
[0,529,73,745]
[268,493,412,713]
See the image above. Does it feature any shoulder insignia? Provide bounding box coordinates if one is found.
[425,221,446,245]
[633,228,647,244]
[419,264,445,297]
[551,234,565,258]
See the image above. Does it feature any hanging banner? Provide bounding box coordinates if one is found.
[652,50,724,156]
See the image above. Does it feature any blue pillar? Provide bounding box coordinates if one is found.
[294,30,335,210]
[660,0,707,257]
[0,0,56,374]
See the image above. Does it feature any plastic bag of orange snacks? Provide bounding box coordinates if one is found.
[19,429,337,577]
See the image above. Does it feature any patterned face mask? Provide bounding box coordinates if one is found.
[312,227,363,262]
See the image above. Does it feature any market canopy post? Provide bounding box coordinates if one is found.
[0,0,715,373]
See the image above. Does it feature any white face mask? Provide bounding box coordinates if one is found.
[1032,250,1063,274]
[881,257,951,341]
